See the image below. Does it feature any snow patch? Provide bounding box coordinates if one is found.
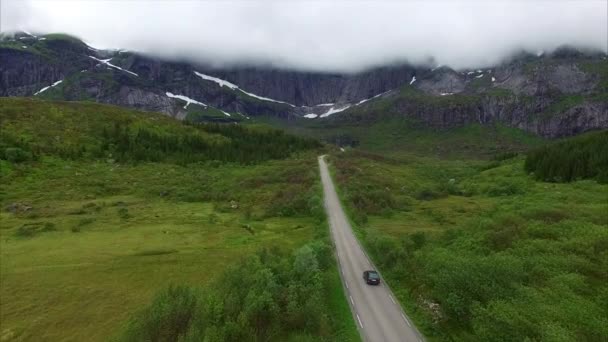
[239,88,296,107]
[38,37,46,41]
[340,147,345,152]
[304,114,318,119]
[89,56,138,76]
[220,110,231,117]
[492,77,496,82]
[409,76,416,85]
[194,71,295,107]
[81,70,87,73]
[475,74,484,78]
[356,90,390,106]
[431,65,443,72]
[166,92,207,109]
[440,92,454,96]
[193,71,238,90]
[34,80,63,95]
[467,71,475,75]
[315,103,334,106]
[319,105,351,118]
[21,46,27,49]
[22,30,36,38]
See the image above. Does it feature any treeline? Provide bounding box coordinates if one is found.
[524,130,608,183]
[1,121,321,165]
[121,243,339,342]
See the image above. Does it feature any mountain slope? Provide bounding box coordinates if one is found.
[1,31,607,137]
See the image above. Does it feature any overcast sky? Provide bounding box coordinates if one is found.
[2,0,607,72]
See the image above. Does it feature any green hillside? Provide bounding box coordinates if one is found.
[328,138,608,341]
[0,98,357,341]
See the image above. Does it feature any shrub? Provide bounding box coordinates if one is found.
[3,147,32,163]
[121,243,334,341]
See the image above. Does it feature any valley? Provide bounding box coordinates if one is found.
[0,13,607,341]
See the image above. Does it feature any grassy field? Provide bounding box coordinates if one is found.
[254,116,543,159]
[327,129,608,341]
[0,99,358,341]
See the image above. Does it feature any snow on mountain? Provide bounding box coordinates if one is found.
[319,105,351,118]
[304,114,318,119]
[166,92,207,109]
[409,76,416,85]
[34,80,63,95]
[89,56,138,76]
[194,71,296,107]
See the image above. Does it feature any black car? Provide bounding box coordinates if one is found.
[363,270,380,285]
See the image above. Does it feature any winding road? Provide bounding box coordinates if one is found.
[319,155,424,342]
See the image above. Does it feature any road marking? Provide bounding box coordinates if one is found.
[345,280,349,289]
[389,294,396,304]
[356,314,363,328]
[349,295,354,305]
[401,313,411,327]
[341,269,345,276]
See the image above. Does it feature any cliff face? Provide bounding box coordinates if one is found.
[1,32,606,137]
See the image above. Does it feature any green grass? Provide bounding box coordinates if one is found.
[328,145,608,341]
[263,116,544,159]
[0,98,359,341]
[0,157,321,341]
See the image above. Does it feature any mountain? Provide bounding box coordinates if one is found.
[1,31,607,137]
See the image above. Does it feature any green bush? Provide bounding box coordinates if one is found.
[3,147,32,163]
[121,243,335,341]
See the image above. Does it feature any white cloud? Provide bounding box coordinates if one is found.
[2,0,606,72]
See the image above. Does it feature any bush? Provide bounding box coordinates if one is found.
[121,243,334,341]
[122,285,200,342]
[3,147,32,163]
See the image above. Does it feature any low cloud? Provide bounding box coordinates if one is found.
[2,0,607,72]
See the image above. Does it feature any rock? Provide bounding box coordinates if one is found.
[230,200,239,209]
[5,202,32,213]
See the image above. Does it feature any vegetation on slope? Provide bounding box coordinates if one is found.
[525,129,608,183]
[329,133,607,341]
[0,98,320,164]
[0,98,358,341]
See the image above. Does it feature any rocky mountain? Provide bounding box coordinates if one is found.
[1,31,607,137]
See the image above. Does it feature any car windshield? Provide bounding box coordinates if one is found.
[369,272,379,279]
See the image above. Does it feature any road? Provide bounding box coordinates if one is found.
[319,155,424,342]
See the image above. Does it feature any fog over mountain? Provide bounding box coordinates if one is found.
[2,0,607,72]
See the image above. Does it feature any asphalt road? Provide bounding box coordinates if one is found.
[319,155,424,342]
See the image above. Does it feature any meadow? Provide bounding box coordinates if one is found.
[0,98,358,341]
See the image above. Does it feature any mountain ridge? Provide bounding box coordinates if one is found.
[1,31,607,137]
